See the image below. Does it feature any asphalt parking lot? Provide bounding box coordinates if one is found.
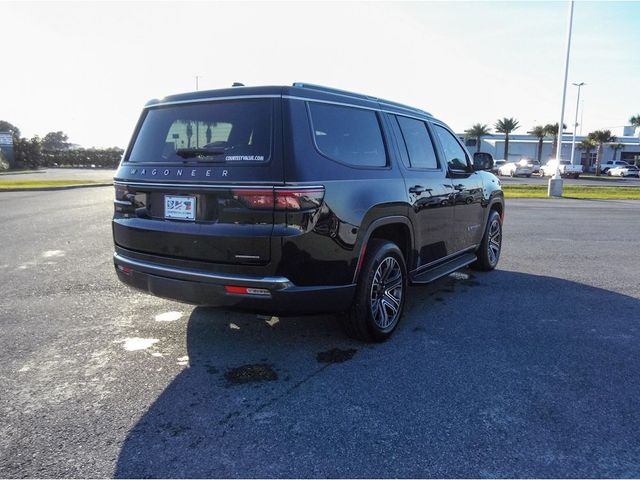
[1,187,639,477]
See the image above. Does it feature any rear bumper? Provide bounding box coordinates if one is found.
[113,252,356,315]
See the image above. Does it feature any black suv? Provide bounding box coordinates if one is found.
[113,83,504,341]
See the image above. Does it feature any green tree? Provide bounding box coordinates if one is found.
[0,120,20,139]
[528,125,547,162]
[610,142,625,161]
[41,131,70,151]
[577,138,596,169]
[464,123,491,153]
[587,130,616,176]
[494,117,520,161]
[13,135,43,169]
[543,123,567,159]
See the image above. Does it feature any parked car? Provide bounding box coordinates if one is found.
[601,160,630,174]
[522,158,541,174]
[608,165,640,177]
[112,83,505,341]
[498,161,533,177]
[540,159,583,178]
[492,159,506,174]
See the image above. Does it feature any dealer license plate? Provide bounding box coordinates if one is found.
[164,195,196,220]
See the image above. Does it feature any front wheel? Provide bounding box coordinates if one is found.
[345,240,407,342]
[471,210,502,271]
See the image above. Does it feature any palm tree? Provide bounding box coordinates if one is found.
[529,125,546,162]
[587,130,616,176]
[543,123,567,159]
[610,142,625,161]
[630,115,640,166]
[494,117,520,160]
[577,138,596,171]
[464,124,491,153]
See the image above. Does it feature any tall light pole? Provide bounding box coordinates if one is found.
[569,82,585,167]
[195,75,201,91]
[549,0,575,197]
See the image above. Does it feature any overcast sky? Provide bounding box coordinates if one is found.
[1,1,639,148]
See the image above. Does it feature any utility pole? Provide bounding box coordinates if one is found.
[549,0,575,197]
[569,82,585,167]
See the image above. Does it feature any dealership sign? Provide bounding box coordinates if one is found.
[0,133,13,146]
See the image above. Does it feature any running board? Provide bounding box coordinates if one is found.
[410,253,477,284]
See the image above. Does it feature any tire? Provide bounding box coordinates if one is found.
[471,210,502,271]
[510,171,515,177]
[526,174,532,178]
[344,239,407,342]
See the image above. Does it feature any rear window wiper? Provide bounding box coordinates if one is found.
[175,147,227,160]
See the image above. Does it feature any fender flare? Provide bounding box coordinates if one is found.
[352,215,415,284]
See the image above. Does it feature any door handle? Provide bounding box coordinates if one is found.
[454,184,465,191]
[409,185,425,194]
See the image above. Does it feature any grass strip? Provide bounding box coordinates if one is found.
[503,184,640,199]
[0,179,99,189]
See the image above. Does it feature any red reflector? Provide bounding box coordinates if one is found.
[224,286,271,296]
[225,286,249,294]
[117,265,133,274]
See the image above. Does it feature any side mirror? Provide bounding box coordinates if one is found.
[473,152,494,171]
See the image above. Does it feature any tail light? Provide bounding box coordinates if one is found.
[232,187,325,211]
[114,184,135,214]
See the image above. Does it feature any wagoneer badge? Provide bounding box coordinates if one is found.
[128,168,228,177]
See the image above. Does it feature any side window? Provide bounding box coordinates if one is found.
[308,103,386,167]
[433,124,470,171]
[395,116,439,169]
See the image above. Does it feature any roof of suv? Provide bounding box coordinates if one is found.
[145,83,433,119]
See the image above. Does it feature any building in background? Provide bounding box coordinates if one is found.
[0,131,15,168]
[460,126,640,169]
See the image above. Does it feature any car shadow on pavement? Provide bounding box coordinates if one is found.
[115,270,640,478]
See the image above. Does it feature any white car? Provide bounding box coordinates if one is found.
[492,159,506,174]
[601,160,630,174]
[540,159,583,178]
[498,161,533,177]
[608,165,639,177]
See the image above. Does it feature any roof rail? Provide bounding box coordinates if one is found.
[292,83,377,101]
[292,82,431,117]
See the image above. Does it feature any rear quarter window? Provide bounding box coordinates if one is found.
[307,102,386,167]
[126,99,273,164]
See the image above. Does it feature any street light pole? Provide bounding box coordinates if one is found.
[195,75,201,91]
[569,82,585,168]
[549,0,575,197]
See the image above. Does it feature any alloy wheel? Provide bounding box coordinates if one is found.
[369,257,403,330]
[487,218,502,266]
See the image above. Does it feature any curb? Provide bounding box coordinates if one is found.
[0,170,47,176]
[0,182,113,192]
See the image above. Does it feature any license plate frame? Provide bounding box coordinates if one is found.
[164,195,196,221]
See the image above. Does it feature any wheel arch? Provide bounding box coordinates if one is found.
[352,216,415,284]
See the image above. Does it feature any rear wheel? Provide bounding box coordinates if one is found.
[471,210,502,271]
[345,240,407,342]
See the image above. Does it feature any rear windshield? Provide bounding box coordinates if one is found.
[126,99,273,163]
